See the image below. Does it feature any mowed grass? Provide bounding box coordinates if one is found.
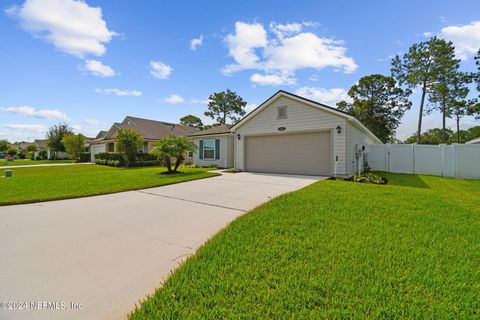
[1,159,75,166]
[0,165,218,206]
[130,173,480,319]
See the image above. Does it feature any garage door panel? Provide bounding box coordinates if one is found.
[245,132,331,176]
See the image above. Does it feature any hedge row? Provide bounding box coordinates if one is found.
[94,152,161,167]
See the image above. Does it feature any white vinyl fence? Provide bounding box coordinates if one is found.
[367,144,480,179]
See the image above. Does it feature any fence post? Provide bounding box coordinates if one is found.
[440,144,445,177]
[452,143,457,178]
[387,144,391,172]
[412,144,416,174]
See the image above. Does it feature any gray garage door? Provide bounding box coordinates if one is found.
[245,131,331,176]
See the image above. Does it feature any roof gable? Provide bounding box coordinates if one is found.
[231,90,381,144]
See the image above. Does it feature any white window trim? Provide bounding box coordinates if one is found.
[202,139,216,160]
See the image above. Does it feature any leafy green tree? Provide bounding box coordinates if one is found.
[337,74,411,143]
[204,89,247,124]
[404,128,454,145]
[391,37,448,143]
[26,143,38,153]
[446,73,475,143]
[153,135,197,173]
[427,39,461,143]
[47,123,73,159]
[7,146,18,157]
[115,128,143,167]
[0,139,10,152]
[180,115,204,129]
[61,134,85,161]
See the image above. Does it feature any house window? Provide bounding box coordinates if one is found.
[203,139,215,159]
[277,106,287,119]
[188,151,193,158]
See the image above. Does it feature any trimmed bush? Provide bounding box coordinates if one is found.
[95,152,159,167]
[36,150,48,160]
[79,152,91,163]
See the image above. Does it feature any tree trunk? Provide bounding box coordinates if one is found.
[173,155,184,172]
[165,157,172,172]
[456,115,460,144]
[442,95,446,144]
[417,85,427,143]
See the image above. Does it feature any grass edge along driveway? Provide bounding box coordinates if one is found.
[129,172,480,319]
[0,165,218,206]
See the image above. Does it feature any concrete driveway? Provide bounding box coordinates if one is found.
[0,172,323,320]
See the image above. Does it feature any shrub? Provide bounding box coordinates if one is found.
[115,128,143,166]
[17,150,27,159]
[62,134,85,161]
[7,147,18,157]
[27,151,35,160]
[136,153,158,161]
[79,152,91,163]
[36,150,48,160]
[351,173,386,184]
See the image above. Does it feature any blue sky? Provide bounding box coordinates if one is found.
[1,0,479,142]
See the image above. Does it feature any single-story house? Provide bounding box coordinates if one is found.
[88,116,198,162]
[190,90,381,177]
[466,136,480,144]
[12,141,33,151]
[189,124,234,168]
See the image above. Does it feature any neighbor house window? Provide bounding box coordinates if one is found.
[203,139,215,159]
[188,151,193,158]
[277,106,287,119]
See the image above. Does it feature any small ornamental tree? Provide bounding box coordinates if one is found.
[0,140,10,152]
[47,123,73,159]
[61,134,85,161]
[115,128,143,166]
[153,135,197,173]
[7,146,18,157]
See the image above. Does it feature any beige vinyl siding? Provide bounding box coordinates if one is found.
[234,95,348,175]
[192,135,233,168]
[346,122,378,175]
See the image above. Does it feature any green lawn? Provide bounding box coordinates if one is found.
[1,159,75,166]
[0,165,218,206]
[129,173,480,319]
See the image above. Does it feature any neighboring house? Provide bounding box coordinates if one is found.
[189,124,234,168]
[466,137,480,144]
[12,141,33,151]
[191,90,381,177]
[88,116,198,162]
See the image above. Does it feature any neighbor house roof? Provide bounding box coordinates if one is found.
[189,124,233,137]
[90,116,199,143]
[34,139,48,149]
[466,136,480,144]
[95,131,108,140]
[231,90,382,144]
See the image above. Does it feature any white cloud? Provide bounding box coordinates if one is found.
[95,88,142,96]
[294,87,351,106]
[83,118,99,125]
[190,98,210,105]
[190,35,203,50]
[309,74,319,82]
[423,32,433,37]
[4,124,47,133]
[150,61,172,79]
[269,22,303,39]
[223,21,268,74]
[164,94,185,104]
[250,73,296,86]
[82,60,115,77]
[1,106,70,121]
[222,21,357,85]
[439,20,480,60]
[7,0,116,58]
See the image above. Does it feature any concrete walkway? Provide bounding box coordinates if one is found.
[0,172,324,320]
[0,162,93,169]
